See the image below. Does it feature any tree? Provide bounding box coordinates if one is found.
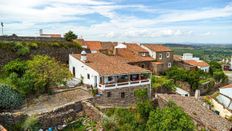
[146,102,195,131]
[0,84,23,110]
[24,55,72,94]
[151,76,176,92]
[64,31,77,41]
[3,59,27,77]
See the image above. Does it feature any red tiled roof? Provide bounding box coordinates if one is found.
[72,53,150,76]
[85,41,102,51]
[116,48,154,63]
[143,44,172,52]
[174,55,182,61]
[184,60,209,67]
[221,84,232,89]
[126,43,148,53]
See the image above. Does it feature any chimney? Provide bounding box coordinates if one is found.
[113,47,118,56]
[195,90,200,99]
[80,50,87,62]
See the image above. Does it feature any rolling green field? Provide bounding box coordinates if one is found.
[165,44,232,62]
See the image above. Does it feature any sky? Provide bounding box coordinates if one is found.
[0,0,232,44]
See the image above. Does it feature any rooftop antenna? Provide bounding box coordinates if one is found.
[1,22,3,36]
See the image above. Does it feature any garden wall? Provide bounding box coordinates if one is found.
[0,99,104,129]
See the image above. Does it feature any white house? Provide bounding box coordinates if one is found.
[182,53,209,72]
[212,84,232,118]
[69,51,151,91]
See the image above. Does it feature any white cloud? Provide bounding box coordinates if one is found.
[0,0,231,43]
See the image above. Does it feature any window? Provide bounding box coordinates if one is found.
[108,76,114,82]
[166,52,170,58]
[121,92,125,98]
[87,74,90,79]
[107,92,111,97]
[159,53,162,59]
[141,64,145,68]
[168,62,172,68]
[72,67,75,77]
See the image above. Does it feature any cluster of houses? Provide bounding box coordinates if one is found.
[68,39,212,104]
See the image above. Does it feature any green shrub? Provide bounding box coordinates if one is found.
[27,42,38,49]
[17,46,30,56]
[22,116,41,131]
[51,42,61,47]
[0,84,24,110]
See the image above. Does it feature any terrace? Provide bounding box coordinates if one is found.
[98,73,151,90]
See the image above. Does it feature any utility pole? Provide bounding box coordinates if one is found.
[1,22,3,36]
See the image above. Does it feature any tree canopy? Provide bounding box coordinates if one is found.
[2,55,72,96]
[64,31,77,41]
[103,89,195,131]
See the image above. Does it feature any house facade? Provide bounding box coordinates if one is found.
[140,44,174,74]
[69,51,151,105]
[174,53,209,72]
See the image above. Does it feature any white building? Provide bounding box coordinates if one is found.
[182,53,200,61]
[69,51,151,91]
[182,53,209,72]
[212,84,232,118]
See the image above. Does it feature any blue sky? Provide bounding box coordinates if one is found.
[0,0,232,43]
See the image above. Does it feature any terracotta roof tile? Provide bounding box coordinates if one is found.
[126,43,148,53]
[174,55,182,61]
[85,41,102,51]
[143,44,172,52]
[116,48,154,63]
[184,60,209,67]
[221,84,232,88]
[72,53,150,76]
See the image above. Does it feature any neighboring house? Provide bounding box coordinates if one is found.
[140,44,174,75]
[174,53,209,72]
[69,51,151,103]
[85,41,102,53]
[183,60,209,72]
[212,84,232,119]
[114,43,154,71]
[39,29,61,38]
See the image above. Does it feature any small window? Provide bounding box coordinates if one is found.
[87,74,90,79]
[159,54,162,59]
[166,52,170,58]
[121,92,125,98]
[141,64,145,68]
[72,67,76,77]
[107,92,111,97]
[168,62,172,68]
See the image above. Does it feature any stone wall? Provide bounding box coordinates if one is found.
[37,101,83,128]
[0,100,104,129]
[94,85,150,106]
[0,41,81,67]
[0,112,27,127]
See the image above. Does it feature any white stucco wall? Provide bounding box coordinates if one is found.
[199,66,209,72]
[212,99,232,118]
[69,55,100,87]
[140,45,156,59]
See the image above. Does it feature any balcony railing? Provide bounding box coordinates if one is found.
[98,79,150,89]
